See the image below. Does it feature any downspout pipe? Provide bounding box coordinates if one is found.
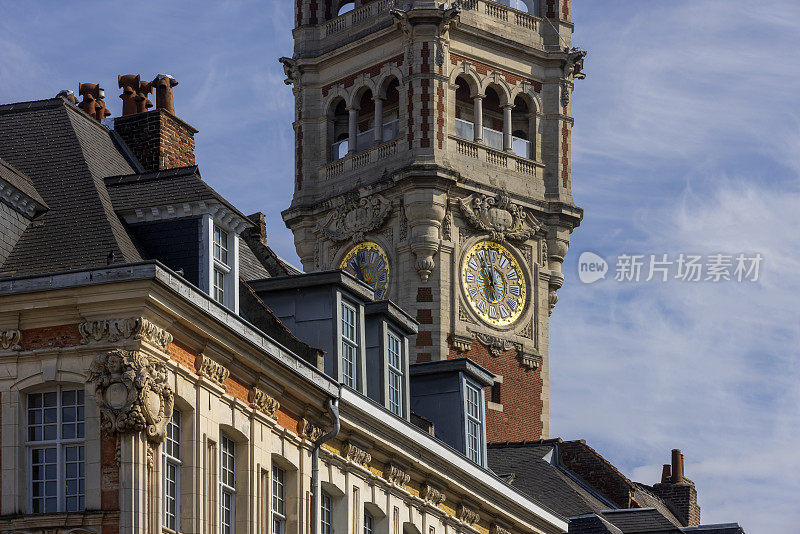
[311,395,340,534]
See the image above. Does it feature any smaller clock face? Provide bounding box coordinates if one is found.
[339,242,390,299]
[461,241,527,327]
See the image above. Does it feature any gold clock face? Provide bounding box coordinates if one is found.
[339,242,390,300]
[461,241,527,327]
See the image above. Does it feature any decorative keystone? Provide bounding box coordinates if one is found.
[195,354,229,387]
[249,387,280,418]
[0,329,22,351]
[79,317,173,350]
[87,349,174,443]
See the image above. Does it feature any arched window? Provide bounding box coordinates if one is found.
[482,86,504,151]
[511,96,533,159]
[454,75,476,140]
[501,0,538,14]
[220,434,237,534]
[337,0,354,15]
[378,77,401,143]
[328,98,349,161]
[355,88,375,152]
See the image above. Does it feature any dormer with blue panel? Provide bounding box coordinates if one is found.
[410,359,494,467]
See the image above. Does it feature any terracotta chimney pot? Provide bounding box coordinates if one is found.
[153,74,179,115]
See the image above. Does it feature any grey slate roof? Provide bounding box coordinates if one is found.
[0,156,47,208]
[599,509,681,533]
[568,514,624,534]
[0,98,142,276]
[681,525,744,534]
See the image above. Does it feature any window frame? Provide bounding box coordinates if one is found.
[272,465,286,534]
[220,435,237,534]
[386,329,404,417]
[321,491,333,534]
[363,509,374,534]
[26,386,86,515]
[163,410,182,531]
[340,300,360,390]
[463,378,486,466]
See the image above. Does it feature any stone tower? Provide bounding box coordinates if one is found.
[281,0,583,441]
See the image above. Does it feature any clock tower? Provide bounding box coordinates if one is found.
[281,0,584,440]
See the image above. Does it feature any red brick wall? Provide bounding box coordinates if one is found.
[114,110,196,172]
[450,54,542,92]
[101,432,120,510]
[21,324,81,350]
[449,339,544,441]
[321,55,405,97]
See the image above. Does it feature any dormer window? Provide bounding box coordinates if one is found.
[199,215,240,312]
[341,301,360,389]
[212,224,231,305]
[214,226,229,264]
[464,380,485,465]
[387,331,404,417]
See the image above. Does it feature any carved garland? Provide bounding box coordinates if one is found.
[491,524,510,534]
[344,442,372,468]
[0,329,22,351]
[195,354,230,387]
[318,194,392,243]
[249,387,280,418]
[474,332,521,357]
[421,484,446,506]
[457,504,480,526]
[299,418,325,442]
[79,317,173,350]
[87,349,174,443]
[384,464,411,486]
[458,193,542,243]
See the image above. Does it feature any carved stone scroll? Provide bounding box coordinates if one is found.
[249,387,280,418]
[422,484,446,506]
[299,418,325,442]
[385,464,411,486]
[0,329,22,351]
[344,442,372,468]
[457,504,480,526]
[79,317,173,350]
[87,349,174,443]
[195,354,230,386]
[459,193,542,242]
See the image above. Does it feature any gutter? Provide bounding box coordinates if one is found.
[311,391,341,534]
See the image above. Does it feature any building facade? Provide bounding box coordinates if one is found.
[281,0,584,442]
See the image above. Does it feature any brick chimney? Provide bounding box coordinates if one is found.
[113,74,197,172]
[652,449,701,527]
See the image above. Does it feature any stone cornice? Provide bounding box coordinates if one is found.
[0,178,47,218]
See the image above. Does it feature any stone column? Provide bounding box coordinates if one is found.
[348,107,358,154]
[373,97,384,145]
[473,95,484,142]
[502,104,513,152]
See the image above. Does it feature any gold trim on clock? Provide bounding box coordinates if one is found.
[339,241,390,300]
[461,240,527,327]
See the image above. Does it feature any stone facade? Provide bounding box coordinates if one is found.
[282,0,583,440]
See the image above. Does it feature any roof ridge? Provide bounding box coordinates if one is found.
[488,438,564,448]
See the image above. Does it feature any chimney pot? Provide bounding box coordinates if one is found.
[78,82,111,121]
[660,464,671,484]
[671,449,685,483]
[153,74,179,115]
[57,90,78,105]
[118,74,142,116]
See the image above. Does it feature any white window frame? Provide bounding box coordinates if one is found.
[272,466,286,534]
[340,301,360,389]
[321,491,333,534]
[200,214,240,312]
[386,330,404,417]
[464,379,486,466]
[26,387,85,514]
[220,435,236,534]
[163,410,182,531]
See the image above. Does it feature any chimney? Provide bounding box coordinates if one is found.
[113,73,197,172]
[57,90,78,105]
[247,212,268,245]
[77,83,111,121]
[652,449,701,527]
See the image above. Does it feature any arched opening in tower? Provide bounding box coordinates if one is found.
[512,96,533,160]
[482,86,504,151]
[328,98,349,161]
[454,75,476,141]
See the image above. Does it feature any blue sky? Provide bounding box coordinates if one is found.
[1,1,798,532]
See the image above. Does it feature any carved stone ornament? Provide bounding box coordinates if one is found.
[385,464,411,486]
[279,57,300,86]
[249,387,280,418]
[421,484,446,506]
[459,193,542,242]
[548,289,559,316]
[299,417,325,442]
[344,441,372,468]
[457,504,480,526]
[195,354,230,387]
[87,349,174,443]
[563,47,587,81]
[79,317,173,350]
[491,524,510,534]
[318,194,392,243]
[451,334,473,353]
[474,332,521,357]
[0,329,22,351]
[519,351,542,370]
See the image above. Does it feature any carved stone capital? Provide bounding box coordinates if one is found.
[421,483,446,506]
[344,441,372,468]
[299,417,324,442]
[87,349,174,443]
[459,193,542,243]
[195,354,229,387]
[457,503,480,525]
[249,387,280,418]
[384,464,411,486]
[0,329,22,351]
[79,317,173,350]
[318,193,391,243]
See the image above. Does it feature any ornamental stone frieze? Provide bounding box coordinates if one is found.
[491,524,511,534]
[318,194,392,243]
[299,417,325,442]
[78,317,173,350]
[421,483,447,506]
[0,329,22,351]
[195,353,230,387]
[384,464,411,486]
[86,349,174,443]
[458,193,542,243]
[344,441,372,468]
[474,332,522,357]
[249,386,280,418]
[457,503,480,526]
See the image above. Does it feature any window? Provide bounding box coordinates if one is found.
[214,226,229,265]
[341,302,359,389]
[163,410,181,530]
[464,381,484,465]
[220,435,236,534]
[321,492,333,534]
[27,388,85,514]
[364,510,374,534]
[214,268,225,304]
[272,466,286,534]
[387,331,404,416]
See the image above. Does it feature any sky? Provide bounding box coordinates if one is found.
[1,1,798,532]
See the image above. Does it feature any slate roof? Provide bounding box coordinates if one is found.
[568,514,624,534]
[0,97,142,276]
[0,156,47,208]
[681,525,744,534]
[599,509,681,533]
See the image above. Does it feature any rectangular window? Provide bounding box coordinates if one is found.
[27,388,85,514]
[465,381,484,465]
[321,492,333,534]
[340,302,359,389]
[364,511,374,534]
[272,466,286,534]
[214,226,229,265]
[387,331,404,416]
[220,435,236,534]
[163,410,181,530]
[214,268,225,304]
